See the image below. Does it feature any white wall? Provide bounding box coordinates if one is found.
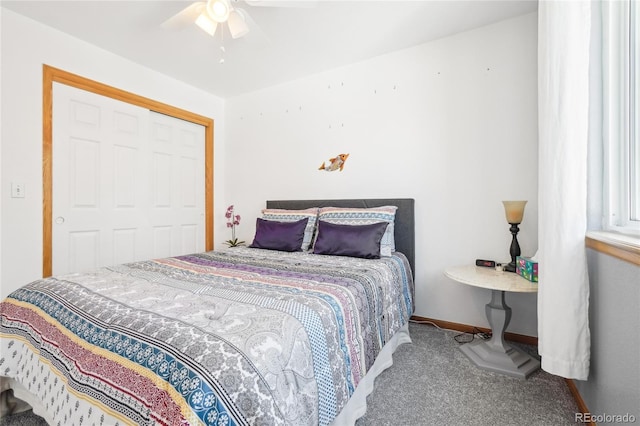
[226,13,539,335]
[0,6,4,296]
[0,9,227,298]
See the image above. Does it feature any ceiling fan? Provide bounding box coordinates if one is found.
[162,0,315,40]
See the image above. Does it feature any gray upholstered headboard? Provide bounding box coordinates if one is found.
[266,198,415,276]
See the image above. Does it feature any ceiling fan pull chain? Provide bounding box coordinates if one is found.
[219,25,225,64]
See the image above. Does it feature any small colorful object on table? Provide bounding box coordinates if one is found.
[516,256,538,282]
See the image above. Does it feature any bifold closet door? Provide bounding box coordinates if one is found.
[52,83,205,275]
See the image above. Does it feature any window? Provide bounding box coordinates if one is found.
[604,0,640,236]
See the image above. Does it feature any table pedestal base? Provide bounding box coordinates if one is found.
[460,340,540,379]
[459,289,540,379]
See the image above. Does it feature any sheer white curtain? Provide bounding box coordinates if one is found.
[537,1,592,380]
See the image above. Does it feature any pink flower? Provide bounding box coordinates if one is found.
[223,205,244,247]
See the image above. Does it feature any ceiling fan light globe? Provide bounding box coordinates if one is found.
[195,13,218,37]
[228,10,250,39]
[207,0,231,23]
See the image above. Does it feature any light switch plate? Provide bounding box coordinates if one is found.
[11,183,25,198]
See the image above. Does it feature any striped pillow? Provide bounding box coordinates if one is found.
[261,208,319,251]
[316,206,398,256]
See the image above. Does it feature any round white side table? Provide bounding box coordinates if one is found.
[444,265,540,379]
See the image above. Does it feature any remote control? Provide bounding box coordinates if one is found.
[475,259,496,268]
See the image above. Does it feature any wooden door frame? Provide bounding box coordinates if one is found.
[42,65,214,277]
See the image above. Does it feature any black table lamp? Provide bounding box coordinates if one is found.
[502,200,527,273]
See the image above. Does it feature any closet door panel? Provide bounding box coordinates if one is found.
[52,83,205,275]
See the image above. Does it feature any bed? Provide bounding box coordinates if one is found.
[0,198,415,425]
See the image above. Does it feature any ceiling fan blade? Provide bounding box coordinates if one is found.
[244,0,317,7]
[161,2,206,30]
[235,7,270,46]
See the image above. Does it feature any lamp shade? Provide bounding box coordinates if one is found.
[502,200,527,224]
[195,13,218,36]
[228,10,249,39]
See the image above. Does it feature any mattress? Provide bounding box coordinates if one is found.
[0,247,414,425]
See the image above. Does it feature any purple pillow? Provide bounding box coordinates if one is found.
[313,220,387,259]
[249,217,309,252]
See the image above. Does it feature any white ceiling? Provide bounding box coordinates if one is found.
[1,0,538,98]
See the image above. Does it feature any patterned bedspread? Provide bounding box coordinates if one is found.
[0,248,413,426]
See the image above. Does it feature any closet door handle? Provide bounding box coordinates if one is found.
[55,216,65,224]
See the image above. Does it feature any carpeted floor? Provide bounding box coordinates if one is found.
[356,321,580,425]
[1,322,580,426]
[0,409,47,426]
